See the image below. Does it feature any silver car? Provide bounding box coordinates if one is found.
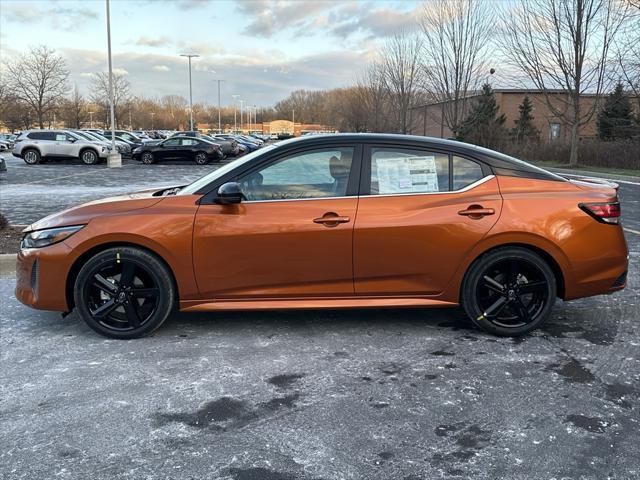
[12,130,111,165]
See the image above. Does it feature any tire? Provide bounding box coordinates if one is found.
[141,152,155,164]
[194,151,209,165]
[80,149,99,165]
[73,247,175,339]
[460,247,556,336]
[23,149,41,165]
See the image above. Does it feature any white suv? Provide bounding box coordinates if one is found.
[12,130,111,165]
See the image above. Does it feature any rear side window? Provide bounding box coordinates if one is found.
[369,148,486,195]
[181,139,198,146]
[453,156,484,190]
[27,131,56,141]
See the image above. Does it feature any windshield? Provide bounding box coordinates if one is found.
[179,144,278,195]
[72,131,96,141]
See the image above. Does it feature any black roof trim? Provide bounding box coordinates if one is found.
[273,134,565,182]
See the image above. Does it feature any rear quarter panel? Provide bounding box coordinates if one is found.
[442,176,628,302]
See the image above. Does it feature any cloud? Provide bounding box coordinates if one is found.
[136,36,172,48]
[61,47,369,106]
[235,0,340,37]
[5,4,99,31]
[233,0,419,40]
[153,65,171,72]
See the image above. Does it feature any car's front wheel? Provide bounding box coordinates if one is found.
[80,149,99,165]
[73,247,175,339]
[460,247,556,336]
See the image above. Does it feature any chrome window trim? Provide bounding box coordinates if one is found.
[240,175,494,204]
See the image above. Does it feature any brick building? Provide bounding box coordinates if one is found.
[409,89,603,142]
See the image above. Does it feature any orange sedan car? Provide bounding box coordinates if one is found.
[16,134,628,339]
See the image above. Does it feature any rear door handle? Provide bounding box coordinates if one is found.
[313,212,350,227]
[458,206,495,218]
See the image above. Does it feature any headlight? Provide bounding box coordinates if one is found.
[21,225,85,249]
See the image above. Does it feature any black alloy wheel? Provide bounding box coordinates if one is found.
[461,247,556,336]
[194,152,209,165]
[141,151,155,164]
[74,247,175,339]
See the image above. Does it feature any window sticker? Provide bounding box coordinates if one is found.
[375,155,439,194]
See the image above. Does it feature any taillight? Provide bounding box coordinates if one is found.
[579,202,621,224]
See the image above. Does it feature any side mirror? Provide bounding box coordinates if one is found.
[216,182,245,204]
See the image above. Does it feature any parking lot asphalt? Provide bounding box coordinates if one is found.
[1,156,639,479]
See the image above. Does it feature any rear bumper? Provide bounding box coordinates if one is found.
[15,243,72,312]
[563,225,629,300]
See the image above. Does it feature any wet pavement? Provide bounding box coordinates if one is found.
[0,155,639,479]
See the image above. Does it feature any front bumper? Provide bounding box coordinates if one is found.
[16,242,73,312]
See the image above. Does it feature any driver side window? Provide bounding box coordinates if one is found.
[237,147,355,201]
[164,139,180,147]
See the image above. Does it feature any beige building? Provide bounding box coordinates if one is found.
[409,89,603,142]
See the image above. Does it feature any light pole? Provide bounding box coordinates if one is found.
[180,53,199,131]
[239,99,244,133]
[89,111,94,129]
[105,0,121,167]
[213,79,223,133]
[231,94,239,132]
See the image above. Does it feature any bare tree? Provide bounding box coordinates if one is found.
[381,31,423,133]
[419,0,493,137]
[6,45,69,128]
[501,0,628,165]
[90,72,131,128]
[357,61,392,132]
[60,85,88,128]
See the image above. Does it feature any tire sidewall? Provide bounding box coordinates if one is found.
[81,149,98,165]
[461,247,556,336]
[73,247,175,339]
[195,152,208,165]
[23,149,41,165]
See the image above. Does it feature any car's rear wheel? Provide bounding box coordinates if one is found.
[23,149,41,165]
[73,247,175,339]
[80,149,99,165]
[194,152,209,165]
[461,247,556,336]
[141,152,154,164]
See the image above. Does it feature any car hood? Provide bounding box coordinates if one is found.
[25,188,169,232]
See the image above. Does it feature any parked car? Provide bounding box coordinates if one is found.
[15,134,628,339]
[173,131,238,156]
[12,130,111,165]
[269,133,279,140]
[217,134,259,153]
[78,130,132,156]
[131,136,223,164]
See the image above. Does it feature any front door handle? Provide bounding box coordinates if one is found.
[313,212,350,227]
[458,205,495,219]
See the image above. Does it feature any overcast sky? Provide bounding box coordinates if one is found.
[0,0,422,107]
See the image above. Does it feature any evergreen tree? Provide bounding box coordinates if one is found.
[511,95,539,143]
[457,83,506,148]
[597,83,634,140]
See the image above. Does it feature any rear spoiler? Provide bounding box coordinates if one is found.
[561,174,619,192]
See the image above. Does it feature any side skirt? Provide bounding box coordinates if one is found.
[179,296,458,312]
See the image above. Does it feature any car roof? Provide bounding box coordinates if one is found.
[272,133,563,180]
